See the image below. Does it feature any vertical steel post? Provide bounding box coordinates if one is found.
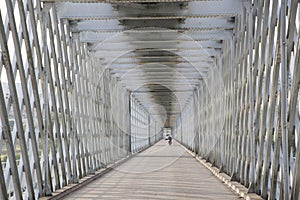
[59,18,73,181]
[154,121,157,142]
[231,33,237,177]
[197,87,201,156]
[247,2,255,192]
[148,115,151,146]
[42,6,52,196]
[180,114,183,143]
[71,35,79,184]
[129,92,132,153]
[193,89,198,156]
[280,0,289,199]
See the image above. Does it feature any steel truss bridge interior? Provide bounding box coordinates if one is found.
[0,0,299,199]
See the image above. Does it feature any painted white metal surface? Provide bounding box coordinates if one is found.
[0,0,300,199]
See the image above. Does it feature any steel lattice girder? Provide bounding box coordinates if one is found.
[0,0,300,200]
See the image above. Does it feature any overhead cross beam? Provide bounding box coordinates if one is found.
[70,18,235,32]
[48,1,242,19]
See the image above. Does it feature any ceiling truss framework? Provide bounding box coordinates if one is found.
[0,0,300,200]
[51,0,242,127]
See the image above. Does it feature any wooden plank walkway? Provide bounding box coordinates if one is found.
[62,140,241,200]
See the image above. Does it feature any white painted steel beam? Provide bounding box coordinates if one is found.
[80,30,231,43]
[52,1,242,20]
[88,41,223,51]
[70,18,235,32]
